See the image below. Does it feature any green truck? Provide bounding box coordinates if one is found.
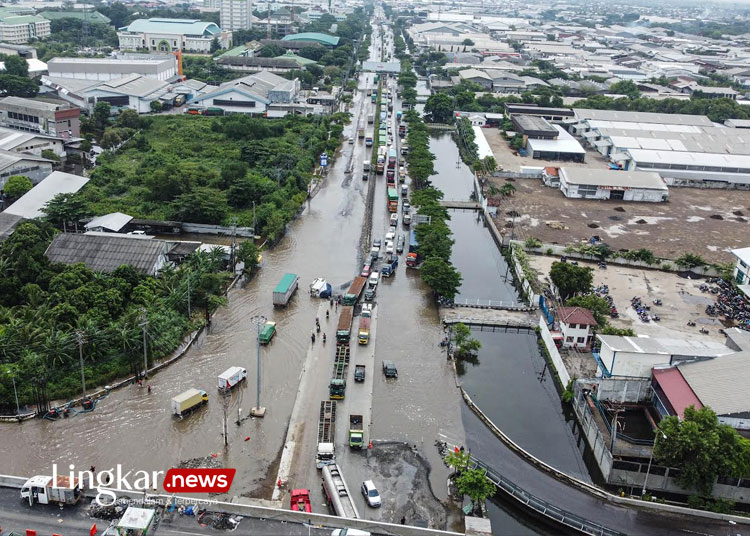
[329,345,350,399]
[259,321,276,344]
[348,414,364,448]
[336,306,354,345]
[343,276,367,306]
[273,273,299,306]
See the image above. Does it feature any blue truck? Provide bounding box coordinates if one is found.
[380,254,398,277]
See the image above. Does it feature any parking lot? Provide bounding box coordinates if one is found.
[529,255,728,342]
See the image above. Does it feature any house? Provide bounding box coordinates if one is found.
[118,18,232,53]
[3,170,88,219]
[557,307,597,350]
[558,167,668,202]
[84,212,133,233]
[0,96,80,139]
[188,70,299,114]
[0,150,53,187]
[45,233,170,276]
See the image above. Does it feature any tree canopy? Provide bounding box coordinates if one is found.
[550,261,593,300]
[2,175,33,199]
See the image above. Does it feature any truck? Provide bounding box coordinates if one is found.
[401,143,409,155]
[290,489,312,512]
[259,321,277,344]
[380,254,398,277]
[357,127,365,139]
[20,475,82,506]
[363,162,371,173]
[343,276,367,305]
[273,273,299,306]
[396,110,402,121]
[348,414,364,448]
[366,89,373,96]
[358,316,371,345]
[365,132,373,147]
[317,400,337,469]
[387,188,399,212]
[354,364,366,382]
[388,149,397,169]
[171,388,208,417]
[371,93,377,103]
[376,146,387,174]
[399,124,406,138]
[217,366,247,391]
[329,344,350,399]
[336,305,354,344]
[321,464,360,519]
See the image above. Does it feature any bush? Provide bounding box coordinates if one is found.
[524,237,542,249]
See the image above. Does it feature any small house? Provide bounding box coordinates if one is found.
[557,306,597,350]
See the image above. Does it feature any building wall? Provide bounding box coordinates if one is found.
[0,20,50,44]
[0,159,53,187]
[733,258,749,284]
[221,0,252,31]
[560,321,591,349]
[561,181,667,202]
[0,102,80,139]
[192,90,268,114]
[118,30,231,52]
[599,346,670,377]
[48,62,176,82]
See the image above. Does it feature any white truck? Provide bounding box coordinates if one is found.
[317,400,336,469]
[20,475,82,506]
[217,366,247,391]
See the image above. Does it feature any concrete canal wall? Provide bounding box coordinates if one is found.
[537,316,571,387]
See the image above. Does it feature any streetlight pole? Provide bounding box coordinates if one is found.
[642,431,666,496]
[250,315,267,418]
[7,369,19,415]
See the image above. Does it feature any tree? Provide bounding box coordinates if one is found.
[549,261,593,300]
[655,406,750,495]
[2,175,32,199]
[150,100,163,113]
[100,1,129,28]
[237,240,259,272]
[566,294,610,327]
[93,101,111,130]
[170,187,228,224]
[259,43,284,57]
[0,75,38,98]
[424,92,454,123]
[41,149,60,162]
[462,38,475,46]
[420,257,462,300]
[609,79,641,98]
[444,448,471,473]
[453,322,481,358]
[42,192,90,232]
[499,183,516,196]
[455,468,496,514]
[675,253,706,269]
[2,55,28,77]
[210,37,221,53]
[118,108,141,129]
[482,156,497,173]
[101,129,121,150]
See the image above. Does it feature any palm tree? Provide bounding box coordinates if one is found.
[499,183,516,197]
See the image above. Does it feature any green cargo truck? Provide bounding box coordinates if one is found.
[329,345,350,399]
[348,414,364,448]
[343,276,367,306]
[259,321,276,344]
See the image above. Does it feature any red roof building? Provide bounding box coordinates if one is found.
[557,306,597,350]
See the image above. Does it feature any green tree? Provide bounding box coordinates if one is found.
[93,101,111,130]
[42,192,90,232]
[0,75,38,98]
[2,55,28,77]
[675,253,706,269]
[237,240,259,272]
[150,100,163,112]
[453,322,481,358]
[609,79,641,98]
[455,468,497,514]
[424,92,454,123]
[2,175,33,199]
[550,261,593,300]
[655,406,750,495]
[40,149,60,162]
[420,257,462,300]
[566,294,610,327]
[462,38,475,46]
[170,187,228,224]
[101,129,121,149]
[210,37,221,53]
[118,108,142,129]
[444,448,471,472]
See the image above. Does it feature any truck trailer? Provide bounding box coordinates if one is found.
[329,345,350,399]
[317,400,337,469]
[273,273,299,306]
[343,276,367,306]
[217,366,247,391]
[171,388,208,417]
[336,305,354,345]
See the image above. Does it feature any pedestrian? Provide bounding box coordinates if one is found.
[400,516,406,525]
[147,384,152,394]
[138,379,143,387]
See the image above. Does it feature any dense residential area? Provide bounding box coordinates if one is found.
[1,0,750,535]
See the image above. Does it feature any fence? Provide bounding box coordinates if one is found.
[537,316,571,386]
[182,223,255,237]
[508,244,539,307]
[573,383,614,481]
[596,377,652,404]
[453,299,529,311]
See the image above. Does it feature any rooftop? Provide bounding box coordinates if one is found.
[731,247,750,267]
[96,74,169,98]
[121,18,221,37]
[281,32,339,46]
[559,167,668,191]
[40,10,110,24]
[45,233,167,274]
[557,306,597,326]
[574,108,713,127]
[527,125,586,155]
[0,95,70,112]
[512,115,558,135]
[597,334,734,358]
[652,367,703,420]
[84,212,133,232]
[4,171,89,219]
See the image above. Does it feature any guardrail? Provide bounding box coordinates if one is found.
[452,299,531,311]
[469,457,625,536]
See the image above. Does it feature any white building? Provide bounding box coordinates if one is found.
[731,247,750,294]
[0,15,50,44]
[189,70,299,114]
[557,307,597,350]
[558,167,668,202]
[118,18,232,53]
[221,0,252,31]
[47,56,178,82]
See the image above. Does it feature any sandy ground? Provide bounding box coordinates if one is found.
[483,127,612,172]
[488,177,750,264]
[530,255,727,342]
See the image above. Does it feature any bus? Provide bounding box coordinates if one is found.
[388,149,397,169]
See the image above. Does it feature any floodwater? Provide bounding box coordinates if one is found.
[427,131,476,201]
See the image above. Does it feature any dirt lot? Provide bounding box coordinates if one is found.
[483,127,611,172]
[529,255,727,342]
[488,178,750,264]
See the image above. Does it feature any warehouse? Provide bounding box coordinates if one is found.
[558,167,668,202]
[623,149,750,187]
[526,125,586,162]
[47,56,177,81]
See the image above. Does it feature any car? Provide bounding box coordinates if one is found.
[348,136,354,144]
[387,127,392,136]
[361,264,371,277]
[402,201,411,213]
[362,173,368,181]
[385,241,394,254]
[331,530,370,536]
[399,166,405,177]
[389,213,398,226]
[388,226,396,234]
[361,480,382,508]
[396,234,405,253]
[385,230,395,241]
[382,360,398,378]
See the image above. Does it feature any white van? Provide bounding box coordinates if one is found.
[368,272,379,288]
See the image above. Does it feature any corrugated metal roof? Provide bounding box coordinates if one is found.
[96,74,169,98]
[84,212,133,232]
[0,212,23,241]
[40,10,110,23]
[560,167,668,190]
[5,171,89,219]
[45,233,166,274]
[652,367,702,419]
[122,18,221,37]
[575,109,713,126]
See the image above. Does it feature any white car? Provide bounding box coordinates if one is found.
[331,530,370,536]
[385,241,394,255]
[348,137,354,144]
[390,213,398,226]
[385,230,395,241]
[361,480,381,508]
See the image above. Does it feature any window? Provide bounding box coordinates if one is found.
[577,337,585,343]
[566,336,574,343]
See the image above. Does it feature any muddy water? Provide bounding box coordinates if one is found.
[427,131,476,201]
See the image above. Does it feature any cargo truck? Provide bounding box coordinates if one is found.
[20,475,82,506]
[367,113,374,124]
[396,110,402,121]
[317,400,337,469]
[329,345,350,399]
[358,316,371,345]
[259,321,276,344]
[365,132,373,147]
[321,464,359,519]
[380,254,398,277]
[387,188,399,212]
[343,276,367,305]
[171,388,208,417]
[336,305,354,344]
[273,273,299,306]
[388,149,397,169]
[217,366,247,391]
[348,415,364,448]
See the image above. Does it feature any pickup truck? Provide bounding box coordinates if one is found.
[382,361,398,378]
[354,364,366,382]
[349,414,364,449]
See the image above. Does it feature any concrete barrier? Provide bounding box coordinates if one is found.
[0,475,462,536]
[537,316,570,386]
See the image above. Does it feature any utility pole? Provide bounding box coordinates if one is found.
[250,315,267,418]
[76,330,86,399]
[7,369,19,415]
[230,217,237,273]
[186,272,191,319]
[252,201,256,237]
[140,308,148,379]
[221,391,230,446]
